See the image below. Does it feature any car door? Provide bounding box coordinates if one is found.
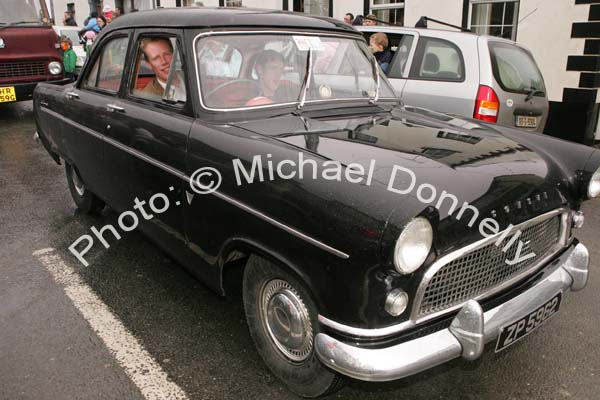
[381,32,418,96]
[360,29,418,96]
[54,32,131,200]
[401,36,478,116]
[102,29,193,256]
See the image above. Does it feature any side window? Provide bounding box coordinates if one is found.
[83,37,129,93]
[409,37,464,82]
[388,34,414,79]
[131,36,187,105]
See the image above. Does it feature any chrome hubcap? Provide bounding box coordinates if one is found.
[71,168,85,196]
[261,279,313,362]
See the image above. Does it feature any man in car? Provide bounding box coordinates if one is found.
[254,50,286,101]
[139,37,186,102]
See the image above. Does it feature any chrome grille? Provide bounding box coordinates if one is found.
[0,61,46,79]
[418,215,561,318]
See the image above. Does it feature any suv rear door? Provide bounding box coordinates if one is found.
[401,35,479,116]
[480,38,549,132]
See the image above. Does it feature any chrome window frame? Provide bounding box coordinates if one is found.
[192,30,399,112]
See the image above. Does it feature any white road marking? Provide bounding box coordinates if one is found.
[33,248,189,400]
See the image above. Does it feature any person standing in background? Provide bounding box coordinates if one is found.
[60,37,77,81]
[343,13,354,25]
[63,10,77,26]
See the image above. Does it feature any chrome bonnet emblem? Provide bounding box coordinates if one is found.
[493,192,548,216]
[0,38,5,49]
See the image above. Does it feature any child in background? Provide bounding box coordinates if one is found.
[83,29,97,56]
[61,37,77,82]
[369,32,392,74]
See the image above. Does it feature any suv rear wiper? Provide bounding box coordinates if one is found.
[296,48,313,111]
[524,87,545,102]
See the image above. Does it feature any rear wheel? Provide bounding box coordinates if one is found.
[243,255,344,398]
[65,163,105,214]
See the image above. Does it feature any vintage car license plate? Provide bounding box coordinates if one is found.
[515,115,537,128]
[495,292,562,353]
[0,86,17,103]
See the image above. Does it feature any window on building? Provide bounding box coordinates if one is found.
[225,0,242,6]
[295,0,329,17]
[470,1,519,40]
[370,0,404,25]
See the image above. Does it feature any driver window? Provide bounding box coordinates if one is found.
[83,36,128,93]
[130,36,187,105]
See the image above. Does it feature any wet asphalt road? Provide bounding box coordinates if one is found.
[1,101,599,400]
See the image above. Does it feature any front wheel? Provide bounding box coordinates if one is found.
[243,255,344,398]
[65,163,105,214]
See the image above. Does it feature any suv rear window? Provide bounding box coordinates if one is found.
[488,41,546,96]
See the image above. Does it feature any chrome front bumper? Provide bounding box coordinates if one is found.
[315,243,589,382]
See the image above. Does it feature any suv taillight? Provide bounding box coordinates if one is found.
[474,85,499,123]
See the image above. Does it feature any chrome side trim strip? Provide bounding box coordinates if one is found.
[40,107,349,259]
[41,107,103,140]
[318,314,415,339]
[209,190,349,259]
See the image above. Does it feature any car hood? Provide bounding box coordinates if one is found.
[233,106,580,251]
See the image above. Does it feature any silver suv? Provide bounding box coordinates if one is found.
[358,26,549,133]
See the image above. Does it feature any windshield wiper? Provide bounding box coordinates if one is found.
[369,56,380,104]
[524,87,545,102]
[296,48,313,111]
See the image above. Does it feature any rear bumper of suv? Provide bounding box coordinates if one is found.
[315,242,589,382]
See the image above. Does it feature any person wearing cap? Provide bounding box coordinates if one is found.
[60,36,77,81]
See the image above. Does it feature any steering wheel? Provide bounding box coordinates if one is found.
[206,79,260,106]
[206,79,259,98]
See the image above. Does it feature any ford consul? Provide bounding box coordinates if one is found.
[33,8,600,398]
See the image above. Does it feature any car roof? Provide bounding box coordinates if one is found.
[356,25,520,46]
[104,7,357,35]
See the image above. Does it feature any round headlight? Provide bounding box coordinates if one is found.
[588,167,600,199]
[48,61,62,75]
[394,217,433,274]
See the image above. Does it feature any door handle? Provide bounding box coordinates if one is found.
[66,91,79,100]
[106,104,125,113]
[40,100,49,107]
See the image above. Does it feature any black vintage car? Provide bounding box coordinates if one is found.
[33,8,600,398]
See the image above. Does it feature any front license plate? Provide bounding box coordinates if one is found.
[495,292,562,353]
[0,86,17,103]
[515,115,537,128]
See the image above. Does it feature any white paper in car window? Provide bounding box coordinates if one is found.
[293,36,325,51]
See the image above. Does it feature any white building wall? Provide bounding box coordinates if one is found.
[516,0,590,102]
[332,0,363,22]
[51,0,90,27]
[238,0,283,10]
[404,0,462,29]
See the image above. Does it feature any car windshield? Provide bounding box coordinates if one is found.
[0,0,48,25]
[196,33,397,110]
[488,41,546,96]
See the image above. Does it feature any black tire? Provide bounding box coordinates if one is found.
[243,255,345,398]
[65,163,105,214]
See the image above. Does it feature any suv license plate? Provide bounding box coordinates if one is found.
[0,86,17,103]
[495,292,562,353]
[515,115,537,128]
